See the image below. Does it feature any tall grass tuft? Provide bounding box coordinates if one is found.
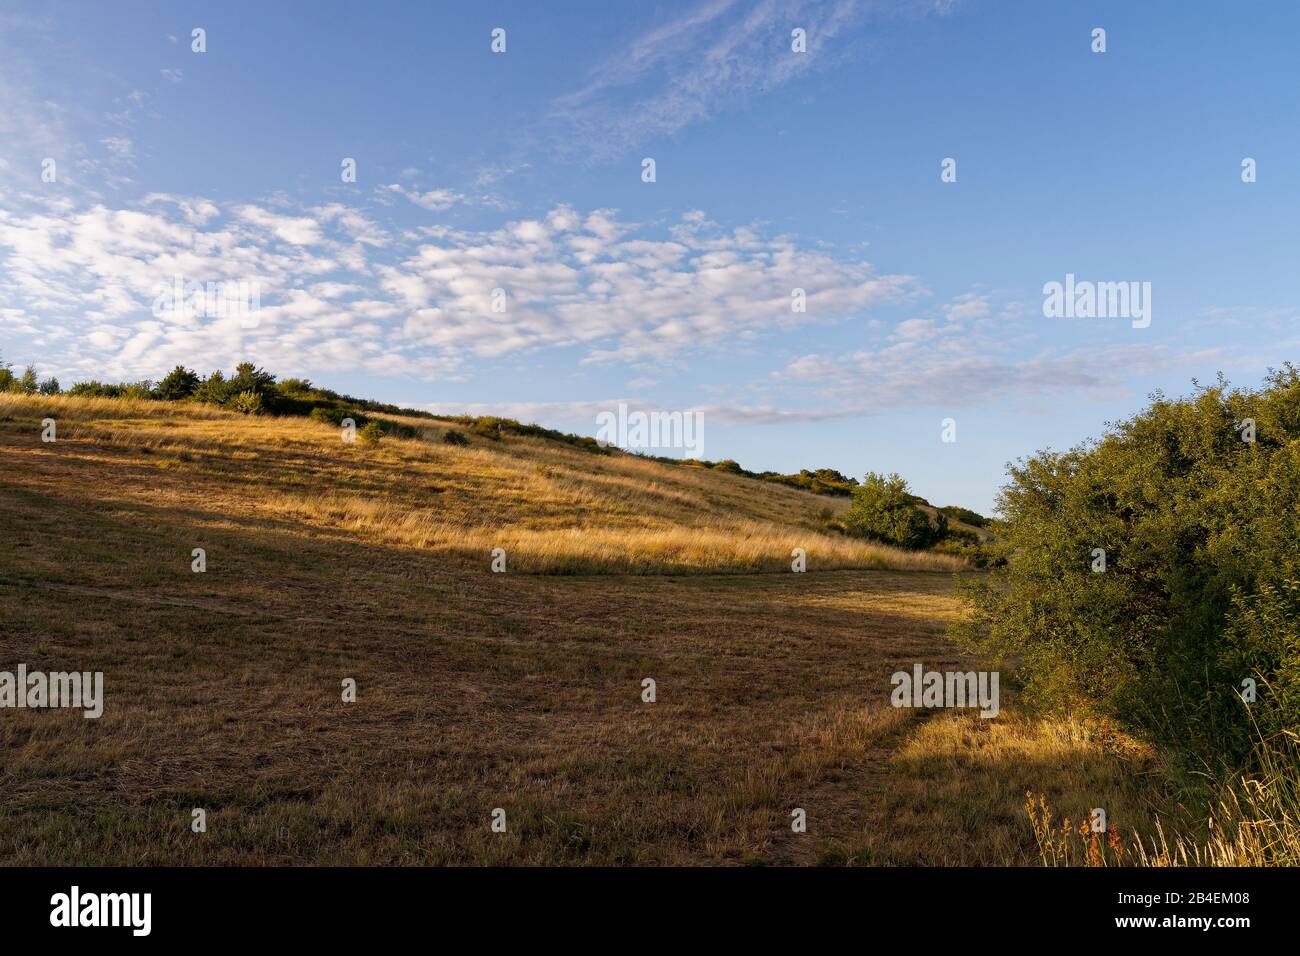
[1028,732,1300,867]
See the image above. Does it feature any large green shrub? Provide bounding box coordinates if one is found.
[952,367,1300,767]
[192,363,279,410]
[844,472,942,550]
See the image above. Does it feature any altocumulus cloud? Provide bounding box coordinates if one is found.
[0,190,914,383]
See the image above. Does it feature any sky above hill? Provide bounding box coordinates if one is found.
[2,0,1298,513]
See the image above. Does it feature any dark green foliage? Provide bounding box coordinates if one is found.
[38,377,60,395]
[306,405,414,441]
[442,430,470,446]
[938,505,988,528]
[933,536,1000,569]
[308,406,350,426]
[191,363,278,409]
[843,472,943,549]
[952,367,1300,769]
[67,379,154,399]
[358,421,384,445]
[154,366,200,400]
[1224,580,1300,750]
[779,468,860,496]
[192,370,230,405]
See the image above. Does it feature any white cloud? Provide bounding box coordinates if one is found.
[1,189,1218,424]
[380,184,464,212]
[236,205,322,245]
[0,192,916,385]
[942,291,990,323]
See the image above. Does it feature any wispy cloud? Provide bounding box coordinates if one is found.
[379,184,465,212]
[546,0,952,161]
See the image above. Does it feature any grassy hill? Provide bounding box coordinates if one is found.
[0,392,1173,865]
[3,393,965,575]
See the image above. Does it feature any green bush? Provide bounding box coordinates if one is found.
[1222,579,1300,752]
[442,430,470,447]
[192,370,231,405]
[228,390,264,415]
[309,406,348,426]
[67,379,153,399]
[938,504,988,528]
[358,421,384,444]
[154,366,199,400]
[951,367,1300,769]
[933,538,1000,569]
[844,472,942,549]
[193,363,279,410]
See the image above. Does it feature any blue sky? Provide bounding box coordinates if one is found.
[2,0,1298,513]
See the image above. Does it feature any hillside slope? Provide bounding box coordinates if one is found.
[1,393,1163,866]
[1,394,962,575]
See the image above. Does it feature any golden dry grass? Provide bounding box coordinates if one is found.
[0,393,961,576]
[1026,733,1300,868]
[0,393,1180,865]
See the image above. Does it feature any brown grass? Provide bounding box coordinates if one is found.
[0,393,961,575]
[0,393,1179,865]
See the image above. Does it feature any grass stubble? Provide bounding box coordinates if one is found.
[0,394,1255,865]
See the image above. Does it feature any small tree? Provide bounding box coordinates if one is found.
[38,377,60,395]
[193,370,231,406]
[228,362,276,397]
[844,472,939,549]
[155,366,200,401]
[18,366,38,394]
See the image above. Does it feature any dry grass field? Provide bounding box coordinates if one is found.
[0,393,1174,865]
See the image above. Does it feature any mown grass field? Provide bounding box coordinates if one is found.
[0,394,1171,865]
